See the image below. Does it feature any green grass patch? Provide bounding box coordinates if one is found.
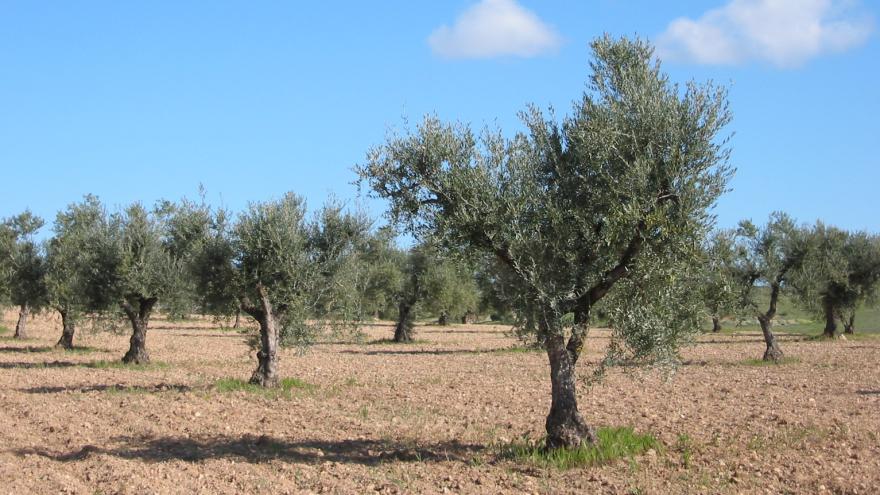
[0,325,9,335]
[214,377,316,398]
[499,427,659,470]
[489,345,544,354]
[740,357,801,366]
[84,360,170,371]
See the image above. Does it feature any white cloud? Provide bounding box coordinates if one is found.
[657,0,874,68]
[428,0,562,59]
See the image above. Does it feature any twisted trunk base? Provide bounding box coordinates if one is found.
[759,317,783,362]
[711,316,722,333]
[14,304,29,339]
[545,335,596,449]
[248,286,281,388]
[55,310,76,349]
[393,302,414,343]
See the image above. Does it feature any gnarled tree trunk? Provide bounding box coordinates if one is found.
[437,310,449,326]
[711,316,722,332]
[121,297,157,364]
[759,316,783,361]
[759,282,784,361]
[821,299,837,339]
[233,307,241,329]
[14,303,29,339]
[543,314,596,450]
[248,285,280,388]
[55,308,76,349]
[843,314,855,334]
[393,300,415,343]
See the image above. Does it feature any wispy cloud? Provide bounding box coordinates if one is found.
[428,0,561,59]
[657,0,874,68]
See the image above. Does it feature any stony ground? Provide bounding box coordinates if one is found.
[0,309,878,494]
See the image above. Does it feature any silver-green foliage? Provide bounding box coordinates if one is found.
[193,193,369,348]
[1,211,47,311]
[358,35,732,366]
[45,195,105,318]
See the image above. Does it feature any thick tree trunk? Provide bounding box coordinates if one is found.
[759,316,783,361]
[821,299,837,339]
[55,309,76,349]
[843,315,855,334]
[437,310,449,326]
[121,298,156,364]
[249,286,280,388]
[711,316,722,332]
[14,303,29,339]
[393,302,414,343]
[461,311,476,324]
[545,333,596,449]
[233,309,241,329]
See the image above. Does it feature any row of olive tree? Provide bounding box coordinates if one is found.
[701,213,880,360]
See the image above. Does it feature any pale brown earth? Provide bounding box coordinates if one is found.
[0,309,878,495]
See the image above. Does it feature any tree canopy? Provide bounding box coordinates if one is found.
[358,35,733,448]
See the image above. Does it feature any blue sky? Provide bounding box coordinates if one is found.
[1,0,877,235]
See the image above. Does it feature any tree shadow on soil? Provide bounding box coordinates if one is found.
[856,390,880,396]
[340,347,524,356]
[19,383,194,394]
[16,435,483,466]
[0,345,53,353]
[0,361,79,369]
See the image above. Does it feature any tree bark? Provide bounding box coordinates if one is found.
[393,301,414,342]
[248,285,280,388]
[843,314,855,334]
[711,316,722,333]
[821,299,837,339]
[759,316,783,361]
[233,308,241,329]
[461,311,476,324]
[14,303,29,339]
[55,308,76,349]
[437,310,449,326]
[758,282,784,361]
[121,297,156,364]
[545,332,596,449]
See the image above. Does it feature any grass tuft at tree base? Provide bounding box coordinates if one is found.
[214,377,316,398]
[499,427,659,469]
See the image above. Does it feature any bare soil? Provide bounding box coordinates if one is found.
[1,309,878,494]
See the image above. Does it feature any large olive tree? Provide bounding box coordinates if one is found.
[192,193,369,387]
[731,213,809,361]
[83,202,186,364]
[358,36,732,448]
[45,196,105,349]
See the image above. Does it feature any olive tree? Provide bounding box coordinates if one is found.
[701,231,738,332]
[45,196,105,348]
[358,36,732,448]
[358,227,407,320]
[83,202,186,364]
[731,213,809,361]
[795,224,880,337]
[1,211,47,339]
[192,193,368,387]
[423,255,480,326]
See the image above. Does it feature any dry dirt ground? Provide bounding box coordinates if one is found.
[0,309,878,495]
